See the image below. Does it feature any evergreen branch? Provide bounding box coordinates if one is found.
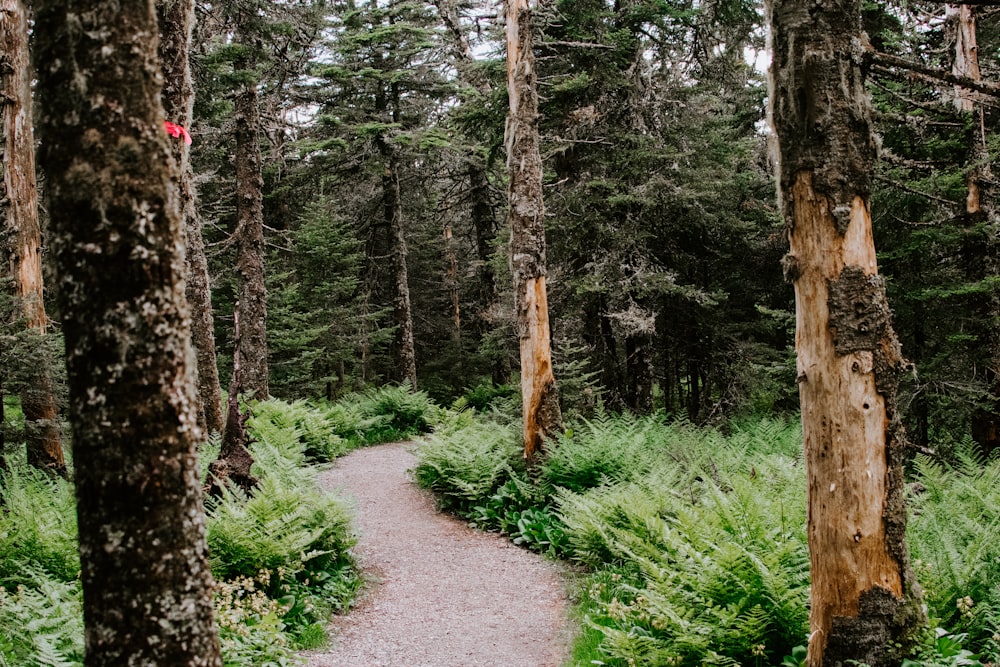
[874,174,962,207]
[537,40,616,50]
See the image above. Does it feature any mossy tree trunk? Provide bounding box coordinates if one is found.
[505,0,562,462]
[0,0,66,477]
[767,1,924,665]
[33,0,223,663]
[158,0,225,436]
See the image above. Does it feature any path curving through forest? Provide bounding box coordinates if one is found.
[303,442,572,667]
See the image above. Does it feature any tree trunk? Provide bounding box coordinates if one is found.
[379,144,418,388]
[625,333,653,413]
[206,301,259,499]
[33,0,223,663]
[158,0,225,436]
[233,60,269,400]
[0,0,66,477]
[506,0,562,462]
[768,1,924,665]
[947,4,1000,455]
[444,222,461,339]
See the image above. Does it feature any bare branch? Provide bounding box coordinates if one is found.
[872,49,1000,100]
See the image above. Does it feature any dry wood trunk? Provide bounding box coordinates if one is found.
[506,0,562,462]
[158,0,225,436]
[233,67,269,400]
[0,0,65,477]
[768,1,924,665]
[948,4,1000,455]
[33,0,222,661]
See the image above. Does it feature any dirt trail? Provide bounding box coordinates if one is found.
[303,442,572,667]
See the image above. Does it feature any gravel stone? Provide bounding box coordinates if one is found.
[303,442,573,667]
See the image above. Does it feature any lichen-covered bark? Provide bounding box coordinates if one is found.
[1,0,66,477]
[158,0,225,436]
[32,1,222,663]
[233,67,269,400]
[505,0,562,462]
[768,1,923,665]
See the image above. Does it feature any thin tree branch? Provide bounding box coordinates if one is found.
[872,49,1000,99]
[874,174,962,207]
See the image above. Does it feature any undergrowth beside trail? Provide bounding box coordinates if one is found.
[0,385,439,667]
[414,412,1000,667]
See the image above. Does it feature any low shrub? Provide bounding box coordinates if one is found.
[0,467,79,585]
[0,571,84,667]
[321,383,439,447]
[0,398,361,666]
[412,420,522,513]
[250,399,348,463]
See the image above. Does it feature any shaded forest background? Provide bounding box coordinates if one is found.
[4,0,999,450]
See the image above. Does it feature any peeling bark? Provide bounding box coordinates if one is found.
[768,1,923,665]
[158,0,225,436]
[506,0,562,462]
[1,0,66,477]
[33,0,223,663]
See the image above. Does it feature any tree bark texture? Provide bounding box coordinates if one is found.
[0,0,66,476]
[32,1,223,663]
[206,301,258,499]
[506,0,562,462]
[158,0,225,436]
[768,1,923,666]
[380,148,418,388]
[233,67,269,400]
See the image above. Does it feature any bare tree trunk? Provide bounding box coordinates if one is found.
[444,222,461,339]
[380,147,418,388]
[33,0,223,662]
[946,5,1000,455]
[158,0,225,436]
[0,0,66,477]
[768,1,924,665]
[206,301,258,499]
[233,58,269,400]
[506,0,562,462]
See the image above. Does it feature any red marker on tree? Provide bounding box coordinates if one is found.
[163,120,192,145]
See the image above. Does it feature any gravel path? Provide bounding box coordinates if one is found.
[303,442,572,667]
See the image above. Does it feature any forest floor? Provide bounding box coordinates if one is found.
[301,442,573,667]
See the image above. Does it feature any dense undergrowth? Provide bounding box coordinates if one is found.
[0,384,437,667]
[414,409,1000,667]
